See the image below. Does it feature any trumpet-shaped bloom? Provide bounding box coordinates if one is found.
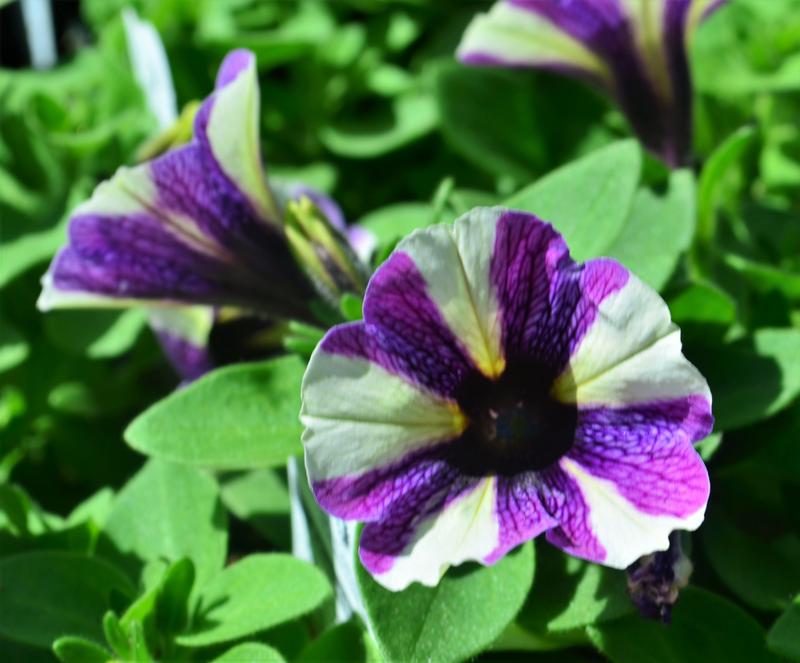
[301,207,712,591]
[38,49,368,381]
[39,49,317,320]
[457,0,728,167]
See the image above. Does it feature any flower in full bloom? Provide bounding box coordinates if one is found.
[456,0,728,168]
[38,49,367,380]
[301,207,712,591]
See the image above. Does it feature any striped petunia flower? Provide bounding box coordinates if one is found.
[456,0,728,168]
[38,49,368,381]
[301,207,712,591]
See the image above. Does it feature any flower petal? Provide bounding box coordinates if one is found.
[361,250,477,397]
[487,474,558,563]
[147,306,215,381]
[490,212,629,373]
[538,396,710,568]
[552,270,711,408]
[547,447,709,569]
[39,50,314,320]
[301,323,466,487]
[359,477,498,591]
[38,165,254,310]
[394,208,506,379]
[456,1,611,85]
[197,48,280,224]
[459,1,700,166]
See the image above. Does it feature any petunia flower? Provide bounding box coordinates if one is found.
[301,207,712,591]
[38,48,367,380]
[456,0,728,168]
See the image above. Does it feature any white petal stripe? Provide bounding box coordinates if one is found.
[553,272,711,406]
[301,349,464,482]
[560,457,706,568]
[367,477,500,591]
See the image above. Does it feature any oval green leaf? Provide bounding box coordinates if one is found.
[506,140,641,262]
[177,554,332,647]
[0,551,135,648]
[125,356,305,469]
[357,541,534,663]
[587,588,779,663]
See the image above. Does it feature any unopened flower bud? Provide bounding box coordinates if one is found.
[284,196,369,305]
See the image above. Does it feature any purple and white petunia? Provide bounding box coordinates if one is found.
[301,207,712,591]
[456,0,729,168]
[38,48,368,381]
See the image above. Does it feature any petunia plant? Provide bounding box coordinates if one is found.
[3,2,800,663]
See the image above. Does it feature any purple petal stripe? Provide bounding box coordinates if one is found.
[359,472,480,575]
[52,213,249,304]
[323,251,475,399]
[311,446,453,522]
[539,464,607,562]
[214,48,254,88]
[154,328,214,382]
[568,396,712,518]
[490,212,628,373]
[487,473,558,563]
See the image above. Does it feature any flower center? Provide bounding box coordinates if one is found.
[447,360,577,477]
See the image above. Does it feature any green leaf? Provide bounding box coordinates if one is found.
[506,140,641,262]
[98,460,227,589]
[357,541,534,663]
[0,178,92,289]
[0,551,134,648]
[296,621,382,663]
[435,64,545,181]
[516,543,630,637]
[587,588,779,663]
[605,170,696,291]
[701,506,800,612]
[66,488,114,528]
[102,612,130,661]
[177,554,332,647]
[0,320,28,374]
[339,292,364,322]
[270,162,337,194]
[736,402,800,479]
[52,636,112,663]
[768,596,800,662]
[320,93,438,158]
[669,282,737,336]
[722,252,800,300]
[696,126,757,244]
[357,202,433,246]
[155,558,195,635]
[43,309,146,359]
[125,356,305,469]
[220,470,291,550]
[212,642,286,663]
[689,328,800,430]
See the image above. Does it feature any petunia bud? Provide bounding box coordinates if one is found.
[284,196,369,305]
[626,531,693,623]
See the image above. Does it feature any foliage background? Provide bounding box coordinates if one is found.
[1,0,799,662]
